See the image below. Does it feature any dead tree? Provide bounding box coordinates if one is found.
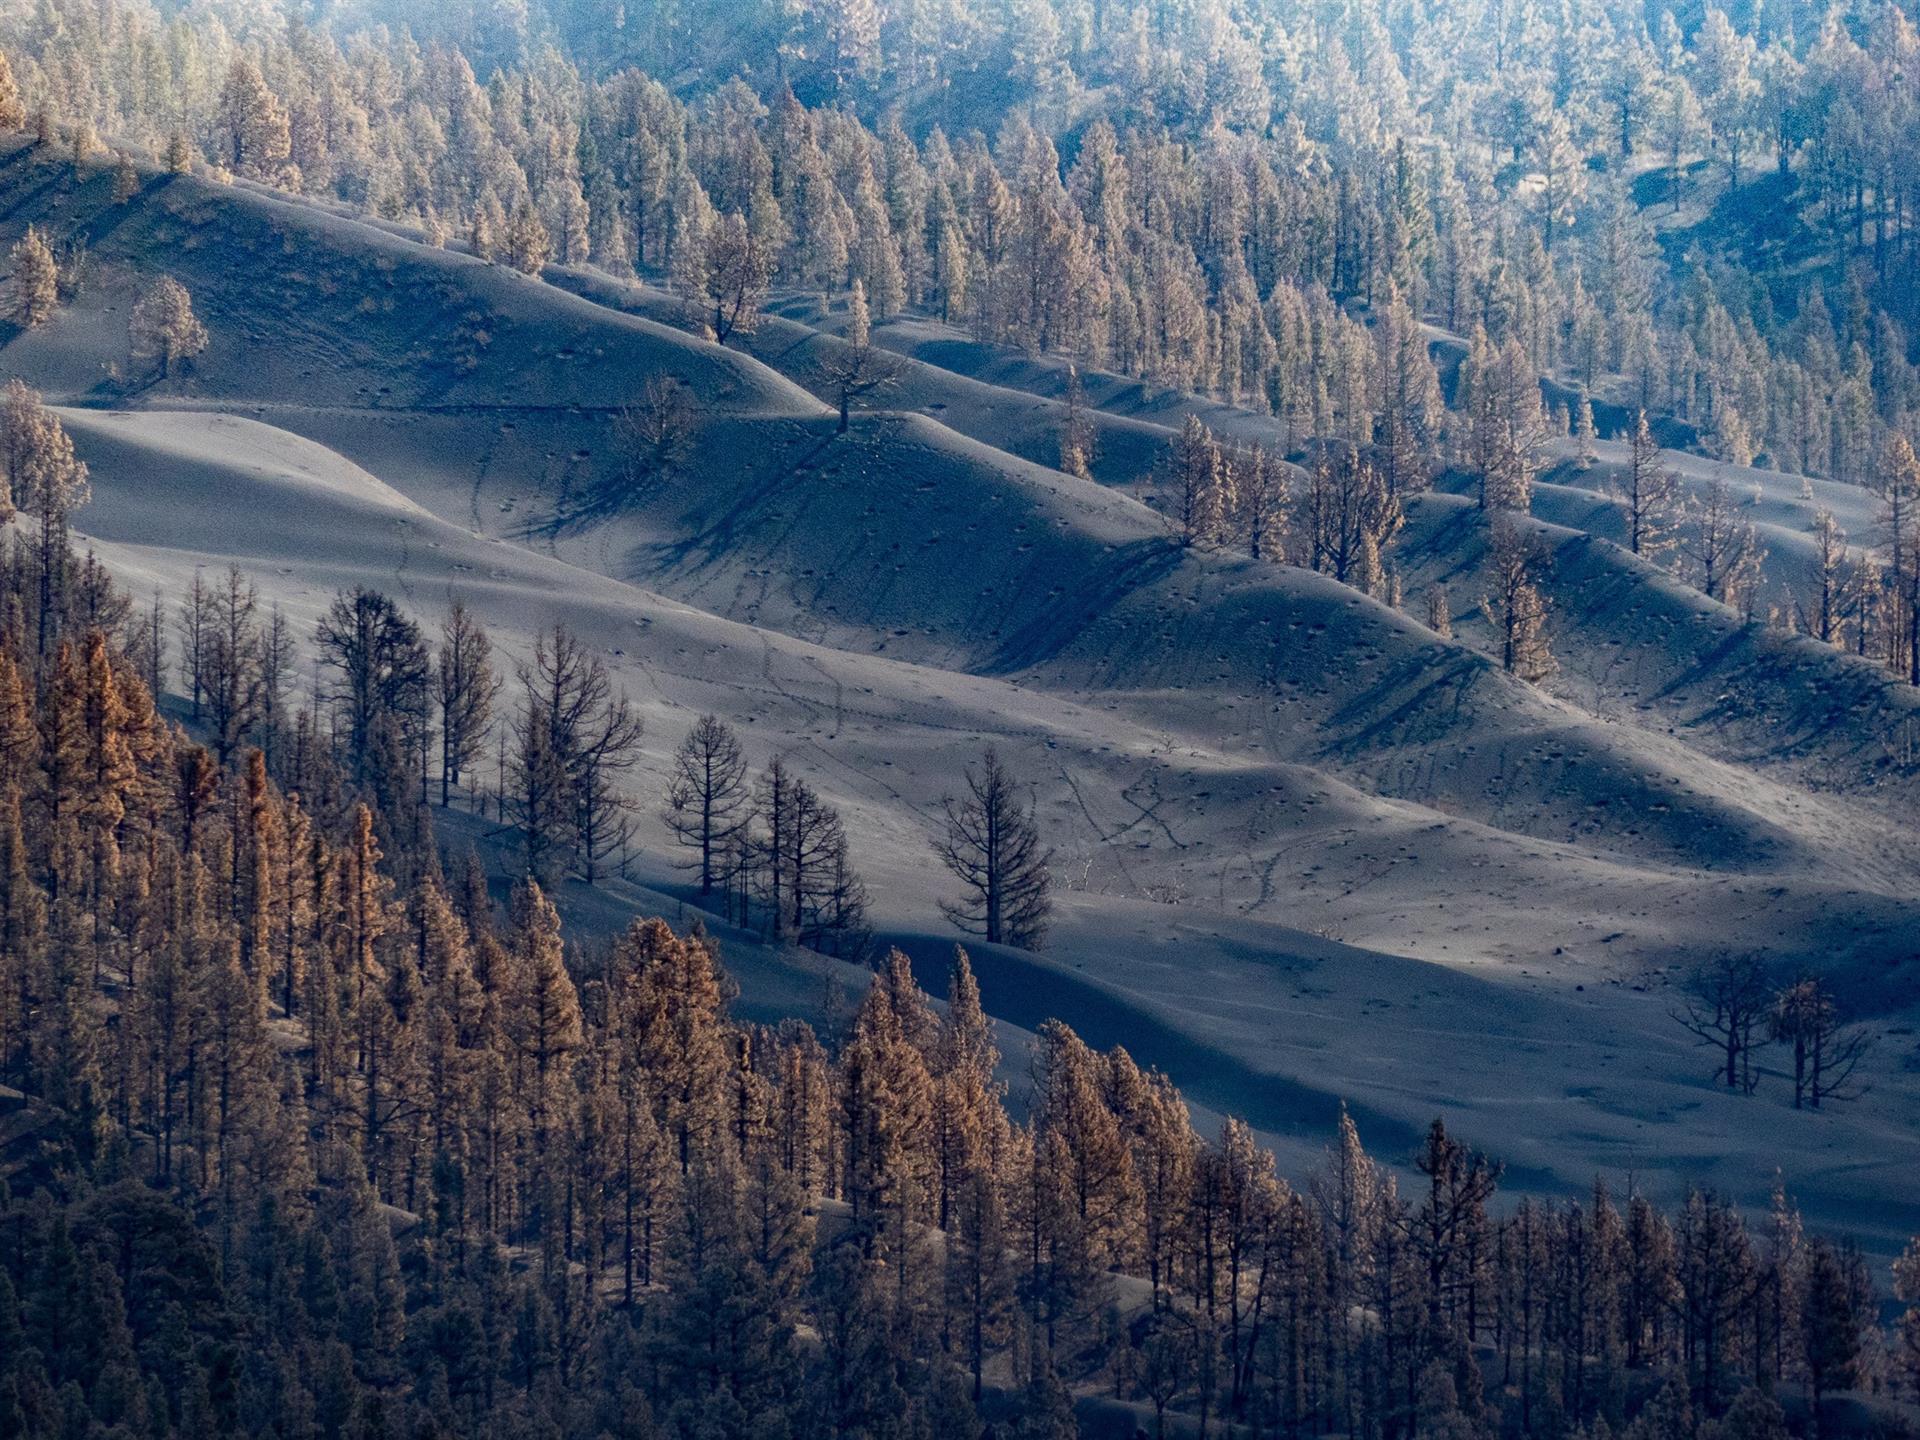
[698,212,770,346]
[936,747,1053,950]
[613,375,695,488]
[1674,953,1772,1093]
[203,565,262,767]
[512,623,643,883]
[752,757,864,953]
[437,600,500,807]
[1059,365,1096,478]
[1770,977,1872,1109]
[662,714,750,896]
[820,281,899,433]
[1483,519,1555,682]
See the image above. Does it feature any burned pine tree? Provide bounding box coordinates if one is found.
[936,747,1053,950]
[1674,952,1772,1094]
[662,714,750,896]
[1770,976,1872,1110]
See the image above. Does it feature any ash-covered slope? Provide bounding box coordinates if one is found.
[0,147,816,419]
[11,139,1874,883]
[57,389,1920,1260]
[5,139,1920,1247]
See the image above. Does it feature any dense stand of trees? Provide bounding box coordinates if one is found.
[0,10,1917,1426]
[5,0,1920,466]
[175,554,873,959]
[10,0,1920,680]
[0,358,1914,1440]
[658,722,871,958]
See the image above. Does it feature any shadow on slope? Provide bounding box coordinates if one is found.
[1396,490,1920,824]
[0,139,819,419]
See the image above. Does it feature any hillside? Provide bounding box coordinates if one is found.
[3,137,1918,1266]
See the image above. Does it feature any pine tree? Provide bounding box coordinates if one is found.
[201,566,260,765]
[1879,435,1920,685]
[937,223,969,322]
[948,1128,1021,1397]
[111,153,139,204]
[512,623,642,883]
[0,50,23,132]
[9,226,57,328]
[219,57,293,184]
[1520,104,1581,236]
[545,173,591,266]
[504,202,552,275]
[333,801,393,1136]
[1373,280,1442,499]
[1237,444,1289,562]
[76,630,135,931]
[752,761,860,950]
[1026,1020,1138,1356]
[839,955,937,1247]
[1459,328,1547,512]
[129,276,209,377]
[1620,411,1682,559]
[68,118,98,168]
[607,1038,676,1300]
[1169,415,1224,546]
[1116,1052,1196,1316]
[503,880,582,1267]
[469,204,496,262]
[315,588,430,787]
[511,703,574,884]
[933,947,1000,1181]
[1713,403,1755,468]
[436,601,498,806]
[822,279,898,431]
[936,747,1052,950]
[0,785,46,1086]
[1796,1239,1865,1436]
[1682,477,1763,611]
[1576,392,1598,468]
[0,649,35,791]
[706,211,771,347]
[6,381,89,657]
[610,916,730,1174]
[174,566,212,722]
[33,675,104,1125]
[662,714,750,895]
[1675,1190,1756,1411]
[200,933,275,1242]
[1303,441,1402,586]
[1411,1116,1501,1352]
[0,377,43,527]
[1483,520,1555,683]
[1059,366,1094,479]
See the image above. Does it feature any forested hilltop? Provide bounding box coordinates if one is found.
[0,452,1910,1440]
[4,0,1920,662]
[10,0,1920,461]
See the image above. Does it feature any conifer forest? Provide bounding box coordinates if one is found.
[0,0,1917,1436]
